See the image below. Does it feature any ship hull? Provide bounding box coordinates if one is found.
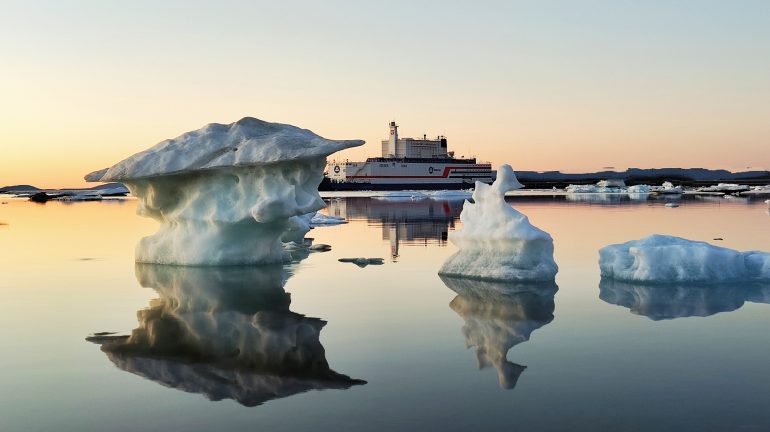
[324,158,494,191]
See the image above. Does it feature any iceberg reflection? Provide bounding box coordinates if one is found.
[440,275,557,389]
[87,264,365,406]
[599,278,770,320]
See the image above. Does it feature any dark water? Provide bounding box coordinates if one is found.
[1,195,769,431]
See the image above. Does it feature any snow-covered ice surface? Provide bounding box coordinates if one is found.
[439,165,558,281]
[599,278,770,320]
[599,234,770,283]
[441,275,557,389]
[87,264,365,406]
[85,117,362,265]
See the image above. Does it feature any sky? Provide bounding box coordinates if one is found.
[1,0,769,188]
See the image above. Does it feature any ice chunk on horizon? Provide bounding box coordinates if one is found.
[599,234,770,283]
[84,117,363,265]
[439,165,557,281]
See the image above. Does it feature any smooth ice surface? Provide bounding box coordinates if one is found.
[439,165,558,281]
[599,234,770,283]
[87,264,365,406]
[85,118,363,265]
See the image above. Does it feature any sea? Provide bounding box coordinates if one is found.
[1,193,769,432]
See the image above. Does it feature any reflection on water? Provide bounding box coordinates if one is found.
[87,264,365,406]
[327,197,463,258]
[440,275,557,389]
[599,278,770,320]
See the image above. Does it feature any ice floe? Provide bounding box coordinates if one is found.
[599,235,770,283]
[696,183,750,193]
[85,117,362,265]
[439,165,558,281]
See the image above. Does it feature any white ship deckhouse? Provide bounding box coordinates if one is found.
[323,122,494,190]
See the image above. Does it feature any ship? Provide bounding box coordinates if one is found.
[320,122,494,191]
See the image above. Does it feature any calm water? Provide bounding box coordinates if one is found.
[1,194,769,431]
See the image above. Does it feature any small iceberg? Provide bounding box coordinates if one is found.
[439,165,558,282]
[652,181,683,194]
[697,183,750,193]
[599,234,770,283]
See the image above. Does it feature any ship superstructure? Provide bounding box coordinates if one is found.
[323,122,494,190]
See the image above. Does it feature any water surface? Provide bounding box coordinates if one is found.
[1,194,769,431]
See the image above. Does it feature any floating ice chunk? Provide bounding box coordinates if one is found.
[338,257,384,267]
[441,275,556,389]
[429,190,473,201]
[565,184,600,193]
[439,165,557,281]
[87,264,365,406]
[653,182,683,194]
[665,203,679,208]
[627,184,651,193]
[599,278,770,320]
[308,212,348,225]
[697,183,750,192]
[599,235,770,283]
[84,117,363,265]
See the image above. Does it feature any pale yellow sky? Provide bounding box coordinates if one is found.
[1,1,768,188]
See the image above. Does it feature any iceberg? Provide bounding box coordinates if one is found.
[441,275,556,389]
[439,165,558,281]
[85,117,363,265]
[626,184,652,193]
[697,183,750,193]
[87,264,365,406]
[599,235,770,283]
[652,181,683,194]
[599,278,770,320]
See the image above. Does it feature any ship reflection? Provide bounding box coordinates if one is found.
[599,278,770,320]
[326,197,464,259]
[440,275,557,389]
[87,264,365,406]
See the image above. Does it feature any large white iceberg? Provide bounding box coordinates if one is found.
[87,264,365,406]
[439,165,558,281]
[599,235,770,283]
[85,117,363,265]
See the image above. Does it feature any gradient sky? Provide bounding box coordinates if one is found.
[2,0,769,188]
